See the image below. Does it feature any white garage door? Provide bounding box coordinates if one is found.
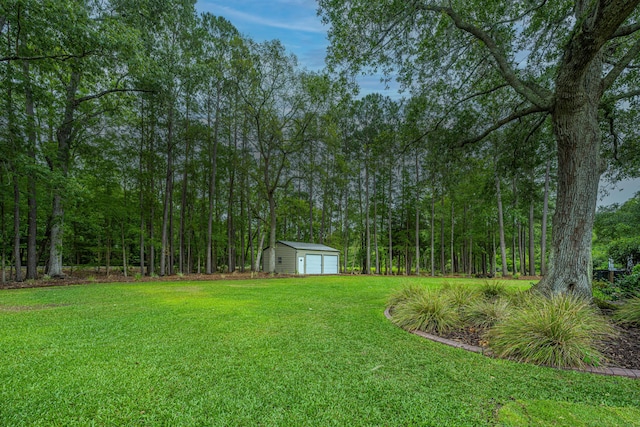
[323,255,338,274]
[306,254,322,274]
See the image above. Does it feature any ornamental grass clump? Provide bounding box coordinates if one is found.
[444,284,481,312]
[487,293,615,368]
[391,290,460,334]
[387,283,429,312]
[479,280,508,300]
[614,297,640,325]
[462,298,512,329]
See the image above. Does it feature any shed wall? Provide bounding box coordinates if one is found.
[262,242,340,274]
[276,244,297,274]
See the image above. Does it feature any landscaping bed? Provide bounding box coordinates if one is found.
[439,322,640,371]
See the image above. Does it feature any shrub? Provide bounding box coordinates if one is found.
[614,297,640,325]
[443,284,481,312]
[614,273,640,298]
[487,294,615,368]
[391,290,460,334]
[387,284,429,311]
[479,280,508,300]
[462,298,512,328]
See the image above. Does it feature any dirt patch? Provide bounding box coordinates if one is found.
[0,271,297,290]
[0,303,70,312]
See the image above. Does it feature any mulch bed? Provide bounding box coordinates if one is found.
[0,271,293,290]
[439,321,640,371]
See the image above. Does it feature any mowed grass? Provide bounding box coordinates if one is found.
[0,276,638,426]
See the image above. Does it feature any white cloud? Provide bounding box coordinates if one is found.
[206,3,326,34]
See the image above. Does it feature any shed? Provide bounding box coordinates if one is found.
[262,240,340,274]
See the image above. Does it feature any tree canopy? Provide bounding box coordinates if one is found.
[319,0,640,297]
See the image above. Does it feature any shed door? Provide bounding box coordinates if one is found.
[306,254,322,274]
[323,255,338,274]
[298,256,305,274]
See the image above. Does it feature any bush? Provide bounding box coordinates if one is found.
[614,297,640,325]
[479,281,508,300]
[487,294,615,368]
[462,298,512,328]
[614,273,640,298]
[443,284,481,311]
[387,284,429,311]
[391,290,460,334]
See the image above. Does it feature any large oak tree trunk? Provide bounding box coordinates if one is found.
[534,53,603,299]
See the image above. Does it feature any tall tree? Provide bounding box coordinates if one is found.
[319,0,640,297]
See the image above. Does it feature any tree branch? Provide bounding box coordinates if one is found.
[0,52,95,62]
[602,36,640,91]
[559,0,640,82]
[74,87,154,106]
[611,22,640,38]
[415,3,552,109]
[458,105,549,148]
[604,88,640,103]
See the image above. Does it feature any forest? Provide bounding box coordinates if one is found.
[1,0,639,288]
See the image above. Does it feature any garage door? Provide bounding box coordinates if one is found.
[323,255,338,274]
[306,254,322,274]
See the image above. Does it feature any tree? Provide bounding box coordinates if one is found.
[236,40,309,273]
[319,0,640,298]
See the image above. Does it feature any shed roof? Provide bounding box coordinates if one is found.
[276,240,340,252]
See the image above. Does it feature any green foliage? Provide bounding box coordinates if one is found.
[462,298,512,328]
[615,273,640,298]
[441,283,481,310]
[487,294,615,368]
[386,283,428,310]
[391,289,460,334]
[479,280,508,300]
[614,297,640,326]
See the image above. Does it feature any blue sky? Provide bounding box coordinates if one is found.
[195,0,398,97]
[195,0,638,207]
[196,0,328,70]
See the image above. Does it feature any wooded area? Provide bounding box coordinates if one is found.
[1,1,639,294]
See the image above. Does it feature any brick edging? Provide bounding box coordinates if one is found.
[384,308,640,379]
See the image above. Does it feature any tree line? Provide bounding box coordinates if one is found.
[2,1,638,294]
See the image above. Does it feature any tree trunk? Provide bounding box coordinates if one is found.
[160,103,174,276]
[540,160,551,276]
[495,176,508,277]
[440,196,445,273]
[48,70,80,278]
[374,175,380,274]
[206,90,220,275]
[121,223,127,277]
[388,171,393,275]
[254,230,265,272]
[450,201,454,274]
[430,193,435,277]
[415,152,420,275]
[528,200,535,276]
[138,99,145,276]
[180,99,191,274]
[12,172,22,282]
[267,191,277,273]
[534,60,603,297]
[23,60,37,280]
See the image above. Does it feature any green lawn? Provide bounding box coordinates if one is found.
[1,276,638,426]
